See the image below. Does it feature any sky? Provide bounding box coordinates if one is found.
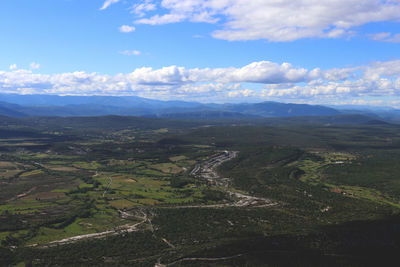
[1,0,400,106]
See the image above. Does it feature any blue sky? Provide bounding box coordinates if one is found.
[1,0,400,106]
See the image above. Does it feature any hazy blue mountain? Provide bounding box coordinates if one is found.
[220,101,340,117]
[0,94,200,109]
[0,93,377,119]
[329,104,398,112]
[330,104,400,122]
[0,102,27,117]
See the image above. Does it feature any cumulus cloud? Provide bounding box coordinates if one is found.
[9,64,17,71]
[119,61,315,85]
[104,0,400,42]
[262,77,399,100]
[100,0,120,10]
[1,60,400,104]
[119,25,136,33]
[0,61,315,97]
[363,59,400,79]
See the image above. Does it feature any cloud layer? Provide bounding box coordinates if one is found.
[103,0,400,41]
[1,60,400,105]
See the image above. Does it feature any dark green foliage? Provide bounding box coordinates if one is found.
[0,211,25,231]
[15,231,168,266]
[176,216,400,267]
[324,150,400,198]
[170,175,194,188]
[49,201,95,229]
[202,189,226,202]
[0,247,15,266]
[218,146,304,193]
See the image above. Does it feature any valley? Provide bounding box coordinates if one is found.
[0,115,399,266]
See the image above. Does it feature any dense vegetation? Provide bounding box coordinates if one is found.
[0,115,399,266]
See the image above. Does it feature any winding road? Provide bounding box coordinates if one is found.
[188,151,277,208]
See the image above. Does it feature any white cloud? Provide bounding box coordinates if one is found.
[120,50,141,56]
[216,61,310,84]
[369,32,391,41]
[136,13,186,25]
[369,32,400,43]
[119,25,136,33]
[100,0,120,10]
[30,62,40,70]
[228,89,254,98]
[322,67,356,81]
[1,59,400,104]
[261,76,399,100]
[123,0,400,42]
[130,0,157,17]
[119,61,315,85]
[363,59,400,79]
[9,64,17,71]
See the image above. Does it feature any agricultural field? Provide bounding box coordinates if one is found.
[0,131,216,247]
[0,116,399,266]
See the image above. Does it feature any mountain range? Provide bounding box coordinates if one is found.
[0,94,398,122]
